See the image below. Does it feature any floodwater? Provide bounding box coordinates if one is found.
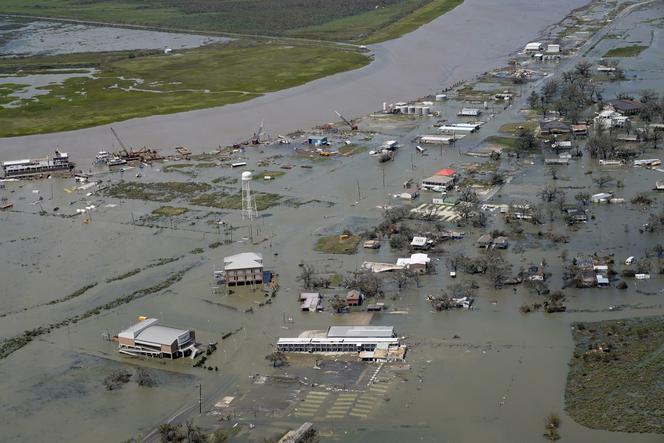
[0,0,591,164]
[2,1,664,442]
[0,16,228,56]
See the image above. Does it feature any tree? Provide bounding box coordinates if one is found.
[329,295,347,313]
[593,175,614,188]
[298,264,316,289]
[528,91,541,110]
[575,61,592,78]
[265,350,288,368]
[458,187,479,203]
[483,250,512,288]
[640,89,659,104]
[103,369,132,391]
[574,192,590,206]
[538,185,563,203]
[184,420,206,443]
[135,368,156,387]
[390,269,414,290]
[515,127,537,154]
[159,423,185,443]
[544,413,561,441]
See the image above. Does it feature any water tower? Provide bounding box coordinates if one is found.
[241,171,257,220]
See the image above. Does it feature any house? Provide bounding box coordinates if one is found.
[363,239,381,249]
[346,290,364,307]
[396,253,430,273]
[399,188,420,200]
[552,140,573,150]
[477,234,493,248]
[591,192,612,203]
[592,259,609,273]
[539,120,571,135]
[546,44,560,54]
[527,265,545,281]
[421,175,455,191]
[571,124,588,136]
[434,168,457,178]
[605,99,642,115]
[493,236,509,249]
[411,236,433,250]
[117,318,198,359]
[307,135,328,146]
[579,270,597,287]
[458,108,482,117]
[300,293,322,312]
[594,108,629,129]
[596,275,610,288]
[220,252,264,287]
[524,42,543,52]
[565,207,587,224]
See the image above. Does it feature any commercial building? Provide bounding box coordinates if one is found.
[2,150,74,178]
[300,293,322,312]
[457,108,482,117]
[277,326,403,357]
[117,318,198,359]
[524,42,543,52]
[218,252,264,287]
[421,175,455,191]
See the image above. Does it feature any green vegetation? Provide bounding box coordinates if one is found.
[604,45,648,57]
[483,135,519,149]
[46,283,98,305]
[162,162,218,173]
[566,317,664,433]
[152,205,189,216]
[362,0,463,44]
[190,191,281,210]
[253,170,286,180]
[0,0,462,43]
[338,144,367,156]
[315,234,361,254]
[106,268,141,283]
[0,41,368,137]
[103,181,211,202]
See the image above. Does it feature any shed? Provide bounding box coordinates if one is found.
[596,275,610,287]
[524,42,543,52]
[493,236,509,249]
[477,234,493,248]
[458,108,482,117]
[546,44,560,53]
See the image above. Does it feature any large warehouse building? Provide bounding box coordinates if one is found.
[117,318,199,359]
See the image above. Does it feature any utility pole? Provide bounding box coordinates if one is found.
[356,179,361,201]
[198,383,202,414]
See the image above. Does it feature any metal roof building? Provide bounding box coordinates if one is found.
[327,326,395,338]
[118,318,198,359]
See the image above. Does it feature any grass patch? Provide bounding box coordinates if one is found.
[190,191,281,211]
[315,234,361,254]
[338,144,367,156]
[483,135,519,149]
[162,162,218,173]
[253,170,286,180]
[566,317,664,433]
[603,45,648,57]
[498,122,535,134]
[46,283,97,305]
[103,181,211,202]
[362,0,463,43]
[0,40,368,137]
[152,205,189,216]
[106,268,142,283]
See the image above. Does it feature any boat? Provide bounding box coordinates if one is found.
[94,151,111,164]
[107,157,128,167]
[0,202,13,210]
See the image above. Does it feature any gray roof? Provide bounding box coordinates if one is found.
[422,175,454,185]
[327,325,395,338]
[136,325,188,345]
[224,252,263,270]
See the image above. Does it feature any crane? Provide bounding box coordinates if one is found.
[335,111,358,131]
[251,120,264,145]
[110,127,128,154]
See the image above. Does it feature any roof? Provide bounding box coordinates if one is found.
[422,175,454,185]
[540,120,571,131]
[525,42,542,50]
[118,318,159,339]
[327,325,395,338]
[224,252,263,270]
[346,290,362,300]
[136,325,188,345]
[606,99,642,113]
[411,236,428,246]
[435,168,456,177]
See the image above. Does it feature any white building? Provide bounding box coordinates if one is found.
[524,42,543,52]
[118,318,198,359]
[217,252,264,287]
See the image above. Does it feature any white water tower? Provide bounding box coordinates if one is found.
[241,171,257,220]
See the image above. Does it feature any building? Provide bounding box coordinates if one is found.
[363,239,381,249]
[546,44,560,53]
[606,99,642,115]
[594,108,629,129]
[411,236,433,250]
[307,135,328,146]
[399,188,419,200]
[539,120,571,135]
[396,253,430,273]
[345,290,364,306]
[2,150,74,178]
[300,293,322,312]
[219,252,264,287]
[421,175,455,191]
[434,168,457,177]
[477,234,492,248]
[419,135,457,144]
[278,422,315,443]
[117,318,198,359]
[571,124,588,136]
[277,326,401,355]
[457,108,482,117]
[493,236,509,249]
[524,42,543,52]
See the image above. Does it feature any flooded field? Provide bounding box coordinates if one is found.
[2,0,664,442]
[0,16,228,56]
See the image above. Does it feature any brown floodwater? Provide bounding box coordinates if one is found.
[2,1,664,442]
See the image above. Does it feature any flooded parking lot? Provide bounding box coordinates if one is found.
[2,0,664,442]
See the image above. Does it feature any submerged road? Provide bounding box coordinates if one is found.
[0,0,589,162]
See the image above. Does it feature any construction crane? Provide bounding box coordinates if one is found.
[110,127,130,157]
[335,111,358,131]
[251,120,264,145]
